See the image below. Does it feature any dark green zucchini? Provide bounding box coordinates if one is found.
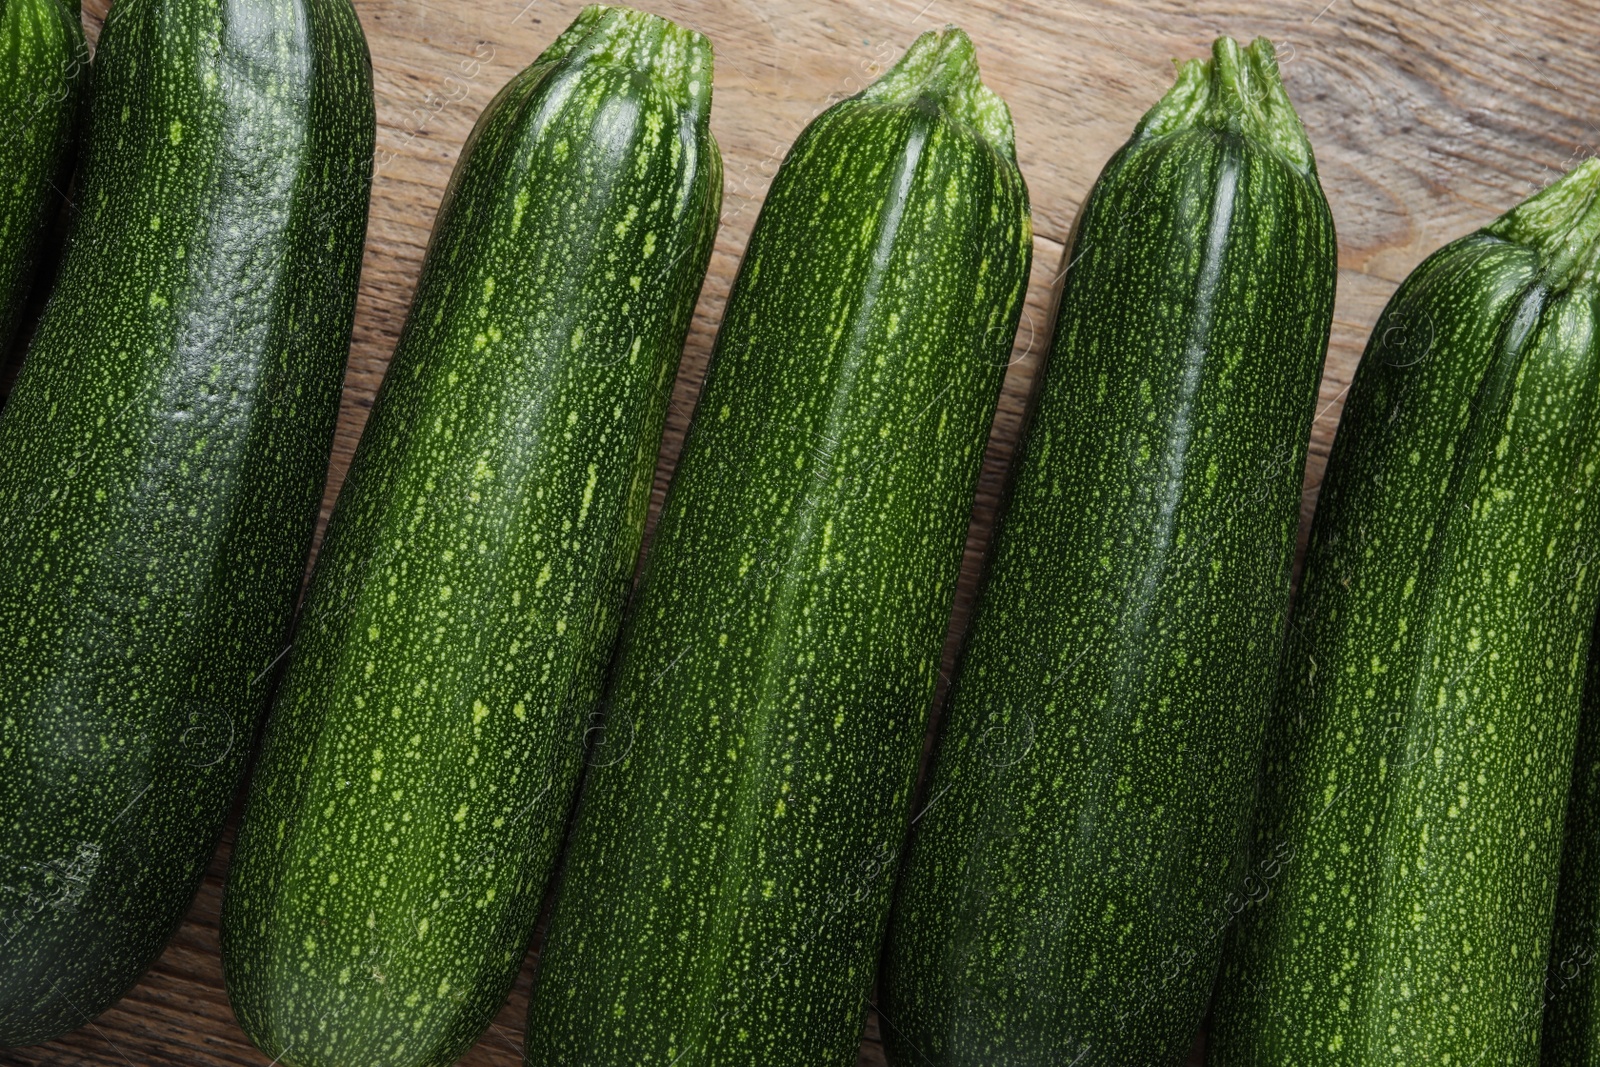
[220,8,719,1066]
[524,26,1030,1066]
[0,0,372,1044]
[881,37,1335,1065]
[1544,623,1600,1066]
[1208,161,1600,1065]
[0,0,86,358]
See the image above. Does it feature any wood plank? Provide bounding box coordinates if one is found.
[5,0,1598,1063]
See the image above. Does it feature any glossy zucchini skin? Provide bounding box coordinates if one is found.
[881,37,1335,1065]
[1544,627,1600,1066]
[0,0,86,357]
[1209,162,1600,1066]
[220,8,720,1066]
[0,0,372,1044]
[524,27,1030,1067]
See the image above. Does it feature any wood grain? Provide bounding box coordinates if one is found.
[5,0,1598,1064]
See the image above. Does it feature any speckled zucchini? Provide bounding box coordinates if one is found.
[0,0,86,358]
[220,9,719,1067]
[0,0,372,1045]
[524,27,1030,1067]
[881,37,1335,1065]
[1208,161,1600,1066]
[1543,625,1600,1066]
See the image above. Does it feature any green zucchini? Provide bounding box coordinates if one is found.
[0,0,372,1045]
[1207,162,1600,1065]
[220,8,719,1066]
[0,0,86,358]
[524,27,1030,1066]
[881,37,1335,1065]
[1543,626,1600,1065]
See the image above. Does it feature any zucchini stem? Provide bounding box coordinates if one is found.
[1485,159,1600,292]
[541,4,712,116]
[861,26,1017,160]
[1136,36,1315,177]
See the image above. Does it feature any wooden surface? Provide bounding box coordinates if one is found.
[6,0,1599,1063]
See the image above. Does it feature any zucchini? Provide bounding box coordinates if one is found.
[524,27,1030,1066]
[1544,627,1600,1066]
[1208,161,1600,1065]
[0,0,87,357]
[0,0,372,1044]
[219,8,720,1066]
[881,37,1335,1065]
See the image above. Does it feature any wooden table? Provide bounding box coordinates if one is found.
[5,0,1595,1063]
